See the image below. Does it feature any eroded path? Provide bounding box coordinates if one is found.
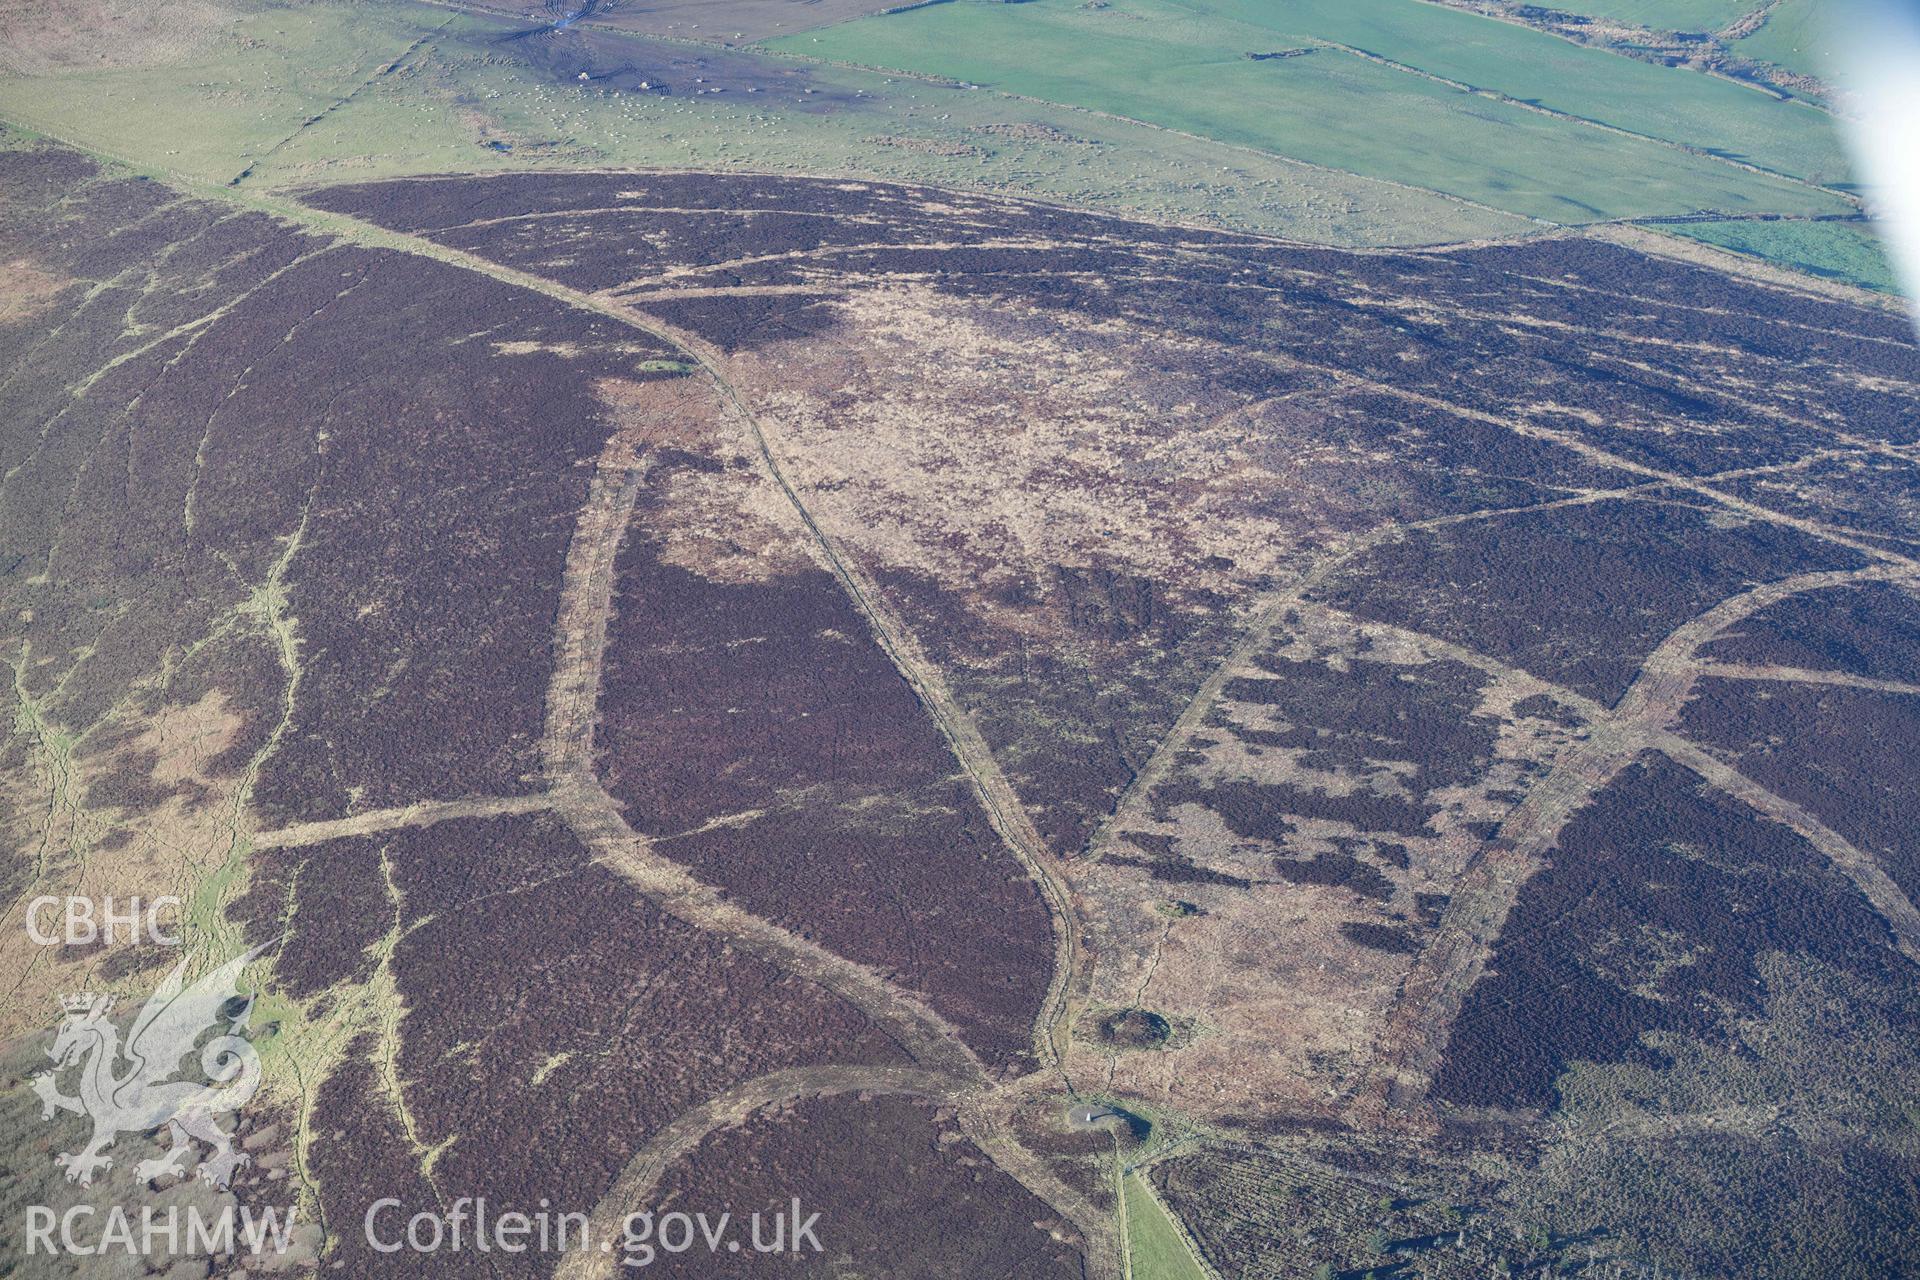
[554,1065,974,1280]
[250,794,552,850]
[593,303,1082,1078]
[545,395,993,1082]
[230,243,1094,1266]
[1360,561,1920,1123]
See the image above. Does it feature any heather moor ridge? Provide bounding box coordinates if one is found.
[3,3,1919,1278]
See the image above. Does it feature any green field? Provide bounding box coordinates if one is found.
[772,0,1853,224]
[1124,1171,1212,1280]
[0,0,1527,246]
[0,0,1883,291]
[1732,0,1842,79]
[1655,218,1900,291]
[0,3,424,185]
[1189,0,1846,183]
[1546,0,1753,30]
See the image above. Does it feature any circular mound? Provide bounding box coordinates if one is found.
[1097,1008,1172,1049]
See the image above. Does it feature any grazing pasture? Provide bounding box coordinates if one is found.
[774,0,1853,220]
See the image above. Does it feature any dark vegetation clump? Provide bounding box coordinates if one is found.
[1370,840,1412,869]
[1510,693,1583,728]
[92,942,178,982]
[1144,653,1500,854]
[1272,852,1396,901]
[1052,564,1159,640]
[1108,844,1254,889]
[1341,921,1421,954]
[1226,654,1496,798]
[1098,1007,1173,1049]
[1153,777,1434,842]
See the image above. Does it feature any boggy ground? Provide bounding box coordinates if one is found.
[459,0,896,46]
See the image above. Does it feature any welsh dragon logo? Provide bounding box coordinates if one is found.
[30,944,268,1190]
